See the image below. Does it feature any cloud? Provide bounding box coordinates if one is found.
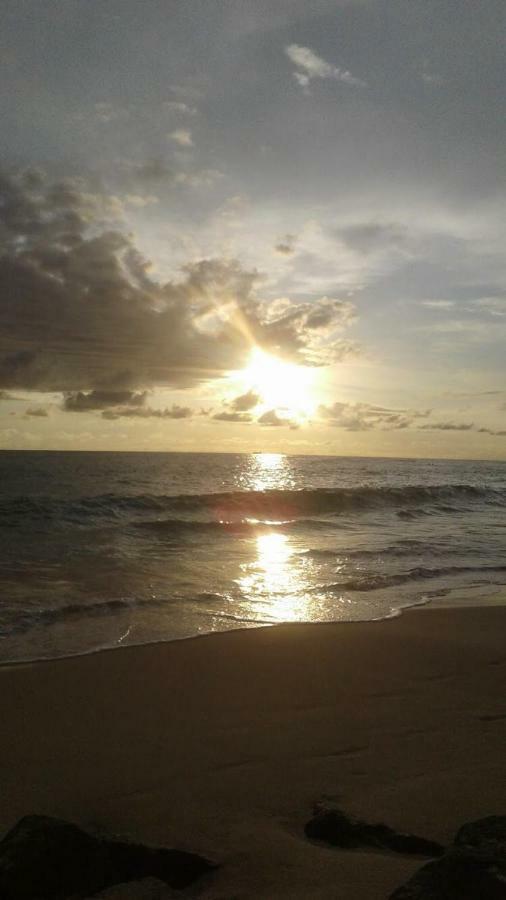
[169,129,193,147]
[0,170,357,398]
[212,410,252,423]
[319,402,431,431]
[285,44,367,92]
[63,390,147,412]
[229,389,261,412]
[419,421,506,436]
[211,389,260,422]
[421,300,456,309]
[102,404,193,420]
[253,296,358,365]
[472,297,506,317]
[419,421,474,432]
[123,194,159,208]
[477,427,506,436]
[162,101,197,116]
[257,408,297,427]
[275,234,297,256]
[319,404,506,436]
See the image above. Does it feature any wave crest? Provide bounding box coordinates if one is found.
[1,483,503,526]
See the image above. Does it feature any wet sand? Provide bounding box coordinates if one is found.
[1,603,506,898]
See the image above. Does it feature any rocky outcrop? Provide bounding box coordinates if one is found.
[0,815,216,900]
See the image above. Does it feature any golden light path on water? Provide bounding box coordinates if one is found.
[237,531,312,622]
[245,451,292,491]
[234,452,344,623]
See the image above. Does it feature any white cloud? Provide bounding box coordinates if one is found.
[285,44,367,92]
[162,101,197,116]
[420,300,456,309]
[169,129,193,147]
[124,194,159,207]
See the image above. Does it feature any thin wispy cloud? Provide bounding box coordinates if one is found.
[285,44,367,93]
[319,402,430,432]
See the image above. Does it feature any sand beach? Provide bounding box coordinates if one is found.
[1,603,506,898]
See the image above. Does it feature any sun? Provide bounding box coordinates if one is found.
[240,347,316,417]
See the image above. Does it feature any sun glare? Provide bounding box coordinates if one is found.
[241,347,316,418]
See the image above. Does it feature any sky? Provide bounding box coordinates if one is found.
[1,0,505,457]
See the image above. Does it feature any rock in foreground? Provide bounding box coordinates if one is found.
[390,815,506,898]
[305,807,445,857]
[454,814,506,859]
[389,852,506,899]
[0,815,216,900]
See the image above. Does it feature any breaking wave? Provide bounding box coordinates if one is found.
[0,483,504,527]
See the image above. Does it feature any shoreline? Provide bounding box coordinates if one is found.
[2,603,506,898]
[2,588,506,670]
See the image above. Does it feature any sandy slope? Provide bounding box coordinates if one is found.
[1,604,506,898]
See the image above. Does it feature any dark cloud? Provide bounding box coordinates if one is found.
[319,401,430,431]
[229,390,260,412]
[0,170,356,397]
[212,410,252,423]
[420,421,506,436]
[63,390,147,412]
[419,421,474,432]
[102,404,192,420]
[274,234,297,256]
[477,427,506,436]
[257,409,297,428]
[211,389,260,421]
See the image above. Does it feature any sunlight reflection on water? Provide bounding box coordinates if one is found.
[237,532,312,621]
[240,452,295,492]
[233,453,354,622]
[235,453,310,620]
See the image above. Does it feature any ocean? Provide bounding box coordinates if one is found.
[1,450,505,663]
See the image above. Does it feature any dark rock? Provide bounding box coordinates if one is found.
[304,808,444,857]
[107,839,215,890]
[0,815,216,900]
[389,851,506,898]
[389,815,506,898]
[454,815,506,861]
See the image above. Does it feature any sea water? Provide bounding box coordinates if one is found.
[1,450,505,662]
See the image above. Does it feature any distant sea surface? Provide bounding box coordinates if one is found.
[1,451,505,662]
